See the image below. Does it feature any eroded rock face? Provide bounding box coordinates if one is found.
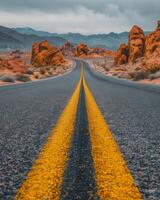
[144,21,160,70]
[128,25,145,63]
[114,44,129,65]
[31,41,66,67]
[145,23,160,59]
[112,20,160,79]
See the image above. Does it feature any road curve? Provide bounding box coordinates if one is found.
[0,60,160,200]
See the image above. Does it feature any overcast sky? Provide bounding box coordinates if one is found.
[0,0,159,34]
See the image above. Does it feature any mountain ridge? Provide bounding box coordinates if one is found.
[0,26,68,51]
[0,25,150,51]
[14,27,150,50]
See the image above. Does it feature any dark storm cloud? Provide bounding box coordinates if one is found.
[0,0,159,33]
[0,0,159,15]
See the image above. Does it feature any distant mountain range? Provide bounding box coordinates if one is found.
[14,27,129,50]
[0,26,150,51]
[0,26,67,51]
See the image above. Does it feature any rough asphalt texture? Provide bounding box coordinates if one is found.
[0,63,80,199]
[0,60,160,199]
[84,61,160,200]
[61,85,99,200]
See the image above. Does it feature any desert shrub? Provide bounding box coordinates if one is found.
[105,67,110,71]
[40,68,46,75]
[129,70,149,81]
[0,75,15,82]
[148,65,160,74]
[101,63,106,68]
[149,71,160,80]
[48,70,53,76]
[33,72,40,79]
[46,66,50,71]
[16,74,31,82]
[26,68,33,75]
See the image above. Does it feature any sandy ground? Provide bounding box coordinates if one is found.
[88,57,160,86]
[0,58,76,86]
[138,78,160,85]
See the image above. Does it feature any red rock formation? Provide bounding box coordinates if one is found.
[75,43,90,57]
[144,21,160,71]
[61,42,76,57]
[128,25,145,63]
[31,40,66,67]
[75,43,113,58]
[145,22,160,59]
[88,48,113,57]
[114,44,129,65]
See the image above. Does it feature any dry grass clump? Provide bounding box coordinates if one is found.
[33,71,41,79]
[148,71,160,80]
[16,74,31,82]
[0,74,15,82]
[129,70,149,81]
[26,68,34,75]
[39,68,46,75]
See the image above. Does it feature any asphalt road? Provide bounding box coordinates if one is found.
[0,63,80,199]
[0,60,160,199]
[84,61,160,200]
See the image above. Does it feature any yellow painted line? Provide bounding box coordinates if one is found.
[15,72,82,200]
[83,71,142,199]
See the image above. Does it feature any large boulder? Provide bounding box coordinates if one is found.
[128,25,145,63]
[31,41,66,67]
[114,44,129,65]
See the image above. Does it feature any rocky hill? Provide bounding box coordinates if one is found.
[0,26,67,50]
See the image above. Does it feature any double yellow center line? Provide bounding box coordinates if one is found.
[15,64,142,200]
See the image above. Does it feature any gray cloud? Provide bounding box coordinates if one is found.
[0,0,159,33]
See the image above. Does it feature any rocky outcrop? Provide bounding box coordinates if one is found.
[87,48,113,57]
[114,21,160,70]
[75,43,90,57]
[31,40,66,67]
[114,44,129,65]
[61,42,76,57]
[143,21,160,71]
[114,25,145,66]
[128,25,145,63]
[145,22,160,59]
[75,43,113,58]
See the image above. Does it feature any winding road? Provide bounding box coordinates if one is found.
[0,60,160,200]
